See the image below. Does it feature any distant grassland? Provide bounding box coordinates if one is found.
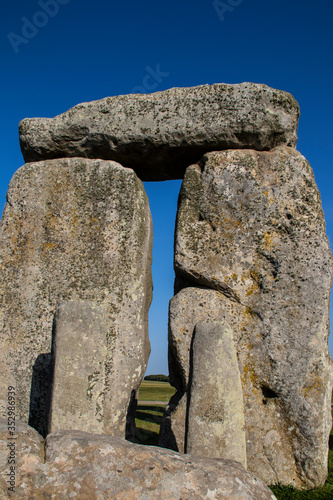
[134,380,333,499]
[137,380,176,402]
[134,380,176,446]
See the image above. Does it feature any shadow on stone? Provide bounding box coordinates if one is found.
[28,352,54,438]
[126,389,138,442]
[184,325,196,454]
[133,428,160,446]
[133,404,166,446]
[159,391,184,452]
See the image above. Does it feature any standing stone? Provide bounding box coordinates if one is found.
[0,158,152,438]
[186,321,247,468]
[167,288,252,394]
[49,301,109,434]
[167,146,333,488]
[161,287,263,458]
[19,83,299,180]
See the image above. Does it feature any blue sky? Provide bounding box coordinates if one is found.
[1,0,332,375]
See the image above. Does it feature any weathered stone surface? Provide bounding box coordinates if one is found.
[161,287,262,461]
[187,321,247,468]
[0,418,44,495]
[0,158,152,438]
[167,287,252,394]
[0,421,277,499]
[49,301,109,434]
[19,83,299,180]
[162,288,279,471]
[167,147,333,488]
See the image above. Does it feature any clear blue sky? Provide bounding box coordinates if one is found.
[1,0,332,375]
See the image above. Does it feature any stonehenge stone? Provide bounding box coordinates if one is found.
[186,321,247,468]
[49,301,109,434]
[19,83,299,181]
[0,417,45,490]
[165,147,333,488]
[162,288,274,463]
[0,158,152,438]
[0,419,277,499]
[1,83,332,494]
[167,287,253,394]
[160,287,261,455]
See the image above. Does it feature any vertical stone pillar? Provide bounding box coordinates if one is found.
[186,321,247,468]
[165,147,333,488]
[0,158,152,437]
[49,302,109,434]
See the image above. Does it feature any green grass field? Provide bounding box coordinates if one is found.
[137,380,176,402]
[134,380,176,446]
[134,380,333,499]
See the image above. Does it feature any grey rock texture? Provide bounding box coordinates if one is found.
[161,287,260,457]
[0,420,277,499]
[168,288,251,394]
[19,83,299,181]
[164,147,333,488]
[0,418,44,477]
[186,321,247,468]
[49,301,109,434]
[1,84,331,494]
[0,158,152,438]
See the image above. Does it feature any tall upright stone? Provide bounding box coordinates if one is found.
[186,321,247,468]
[0,158,152,437]
[165,146,333,488]
[1,83,331,493]
[49,301,109,434]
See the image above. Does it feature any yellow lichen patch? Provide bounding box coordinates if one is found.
[179,327,187,337]
[43,242,56,252]
[241,356,259,389]
[246,282,259,296]
[224,275,232,284]
[263,189,274,204]
[240,273,247,283]
[263,231,279,252]
[219,214,243,240]
[301,374,324,397]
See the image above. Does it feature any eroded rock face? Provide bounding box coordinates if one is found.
[186,321,247,468]
[49,301,110,434]
[1,84,331,494]
[0,419,44,488]
[19,83,299,180]
[0,158,152,438]
[165,147,333,488]
[0,420,277,499]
